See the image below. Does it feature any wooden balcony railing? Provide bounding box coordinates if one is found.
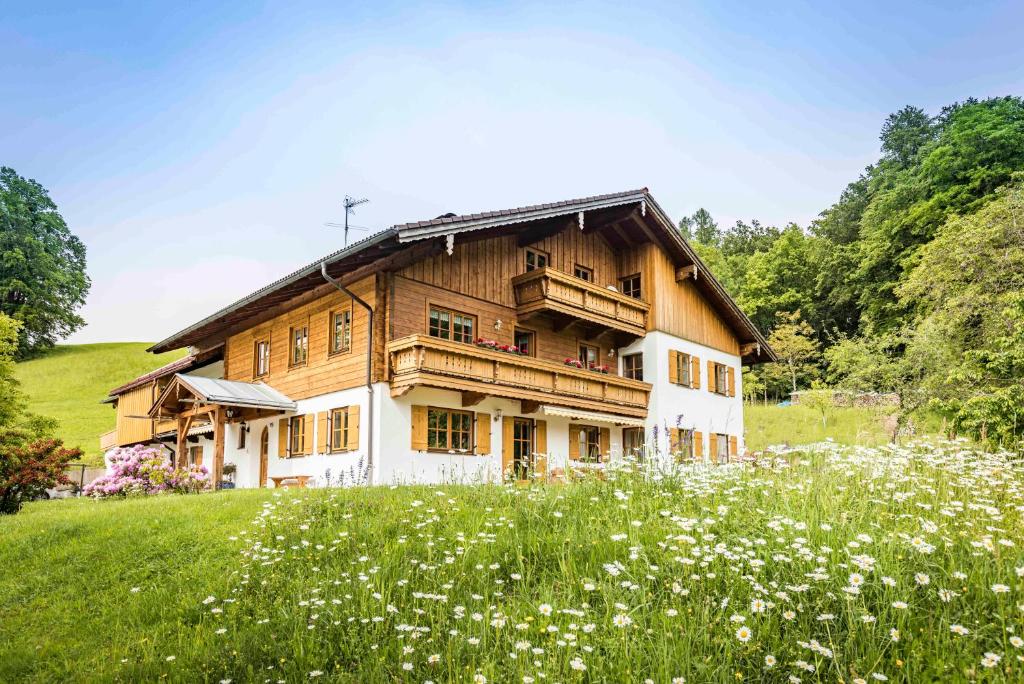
[99,429,118,451]
[511,267,649,337]
[388,335,651,418]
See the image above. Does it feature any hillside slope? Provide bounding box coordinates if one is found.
[13,343,187,465]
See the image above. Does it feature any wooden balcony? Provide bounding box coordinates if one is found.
[511,267,649,338]
[388,335,651,418]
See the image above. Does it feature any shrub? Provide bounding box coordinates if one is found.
[83,445,209,498]
[0,436,82,514]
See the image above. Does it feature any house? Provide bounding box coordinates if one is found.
[100,189,775,487]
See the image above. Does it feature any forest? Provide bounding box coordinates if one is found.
[682,96,1024,449]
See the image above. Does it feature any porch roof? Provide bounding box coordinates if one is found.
[149,373,297,418]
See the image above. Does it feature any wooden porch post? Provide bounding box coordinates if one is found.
[176,415,187,468]
[212,407,225,490]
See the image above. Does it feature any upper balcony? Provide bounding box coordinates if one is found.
[511,267,649,339]
[388,334,651,418]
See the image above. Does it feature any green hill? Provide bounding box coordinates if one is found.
[13,343,187,465]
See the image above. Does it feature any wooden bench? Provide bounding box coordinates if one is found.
[269,475,312,488]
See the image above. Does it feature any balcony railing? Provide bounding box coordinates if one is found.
[511,267,649,337]
[99,429,118,451]
[388,335,651,417]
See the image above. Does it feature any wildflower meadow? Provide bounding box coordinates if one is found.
[2,440,1023,682]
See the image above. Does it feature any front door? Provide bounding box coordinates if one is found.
[512,418,533,480]
[259,426,269,487]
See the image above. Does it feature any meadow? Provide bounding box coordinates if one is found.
[2,440,1022,682]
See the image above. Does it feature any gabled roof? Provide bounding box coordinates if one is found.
[149,189,775,362]
[107,346,223,398]
[149,373,297,418]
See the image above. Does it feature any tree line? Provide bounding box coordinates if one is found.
[684,96,1024,449]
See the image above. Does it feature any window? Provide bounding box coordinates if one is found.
[427,408,473,452]
[622,353,643,381]
[573,265,593,282]
[237,426,247,450]
[514,329,535,356]
[289,415,306,455]
[713,363,728,395]
[289,325,308,367]
[254,339,271,377]
[674,429,695,461]
[187,445,203,467]
[623,427,645,459]
[525,248,549,272]
[675,352,692,386]
[576,426,601,462]
[330,407,350,452]
[620,274,642,299]
[330,308,352,355]
[429,306,475,343]
[579,344,599,369]
[715,433,730,463]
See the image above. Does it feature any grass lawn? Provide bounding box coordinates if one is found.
[13,343,186,466]
[2,441,1022,682]
[745,403,899,451]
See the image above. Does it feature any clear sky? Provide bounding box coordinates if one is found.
[3,1,1023,345]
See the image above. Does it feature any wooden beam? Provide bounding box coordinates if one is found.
[176,414,194,468]
[212,407,225,490]
[675,265,698,282]
[461,391,488,407]
[552,316,578,334]
[521,400,541,415]
[182,404,219,419]
[740,342,761,357]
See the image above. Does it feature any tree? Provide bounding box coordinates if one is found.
[0,167,90,358]
[688,208,720,247]
[879,105,934,168]
[737,226,819,334]
[765,311,819,395]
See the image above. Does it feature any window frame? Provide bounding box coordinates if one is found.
[578,343,599,369]
[187,445,203,467]
[329,306,353,356]
[622,352,643,381]
[288,324,309,368]
[713,362,728,395]
[253,339,271,378]
[576,425,602,463]
[514,328,536,357]
[675,428,695,461]
[573,264,593,282]
[426,407,474,453]
[619,273,642,299]
[428,304,476,344]
[623,427,645,458]
[289,415,306,456]
[715,432,730,463]
[525,248,550,272]
[330,407,350,452]
[675,351,692,387]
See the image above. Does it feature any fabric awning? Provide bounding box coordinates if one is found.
[541,405,645,427]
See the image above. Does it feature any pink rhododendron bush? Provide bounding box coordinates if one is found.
[83,445,208,498]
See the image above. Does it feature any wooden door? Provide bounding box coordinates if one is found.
[259,426,269,487]
[512,418,533,481]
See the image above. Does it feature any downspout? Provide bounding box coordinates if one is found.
[320,262,375,485]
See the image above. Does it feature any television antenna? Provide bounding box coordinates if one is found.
[324,195,370,247]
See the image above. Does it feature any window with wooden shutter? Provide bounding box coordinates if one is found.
[317,411,330,454]
[345,405,360,451]
[714,433,729,463]
[668,350,679,384]
[501,416,514,476]
[727,367,736,397]
[411,406,428,451]
[474,413,491,455]
[534,420,548,479]
[690,355,701,389]
[669,350,693,387]
[599,427,610,459]
[568,423,581,461]
[709,433,718,461]
[278,419,289,458]
[729,435,738,458]
[693,430,703,458]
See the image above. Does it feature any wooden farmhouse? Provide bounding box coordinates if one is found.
[100,189,775,487]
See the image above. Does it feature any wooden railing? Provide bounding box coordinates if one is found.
[99,429,118,451]
[388,335,651,417]
[511,267,649,336]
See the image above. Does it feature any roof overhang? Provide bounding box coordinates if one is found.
[542,405,646,427]
[149,373,297,419]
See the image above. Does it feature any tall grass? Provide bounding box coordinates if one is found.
[2,441,1022,682]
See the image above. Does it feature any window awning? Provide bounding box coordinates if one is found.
[541,405,645,427]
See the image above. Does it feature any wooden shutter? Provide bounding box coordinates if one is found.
[411,405,428,451]
[474,412,491,455]
[669,428,679,454]
[691,355,701,389]
[194,446,204,466]
[346,405,360,452]
[278,419,289,458]
[727,367,736,397]
[709,433,718,460]
[317,411,330,454]
[694,430,703,458]
[668,350,679,384]
[502,416,514,477]
[599,427,610,459]
[729,435,738,458]
[302,414,314,454]
[707,360,715,392]
[534,420,548,480]
[568,424,580,461]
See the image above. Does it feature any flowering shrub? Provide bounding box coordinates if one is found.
[591,364,610,374]
[474,337,498,349]
[83,445,209,498]
[0,437,81,514]
[564,357,584,369]
[476,338,526,355]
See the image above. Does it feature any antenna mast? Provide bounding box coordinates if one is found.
[342,195,369,247]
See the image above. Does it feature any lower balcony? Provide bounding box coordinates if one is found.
[388,335,651,418]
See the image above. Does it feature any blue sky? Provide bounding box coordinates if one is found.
[3,1,1023,344]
